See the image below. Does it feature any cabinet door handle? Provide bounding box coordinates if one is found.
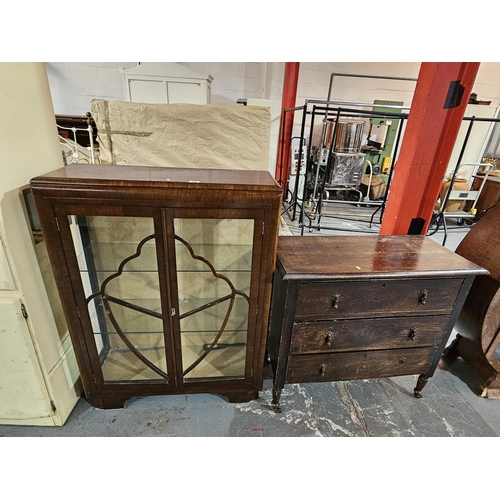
[408,327,416,341]
[399,357,407,364]
[331,294,341,309]
[418,290,428,305]
[319,363,327,376]
[325,333,333,346]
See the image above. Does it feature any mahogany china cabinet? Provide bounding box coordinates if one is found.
[30,164,281,409]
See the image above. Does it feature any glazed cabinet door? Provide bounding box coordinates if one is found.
[55,206,176,394]
[45,203,270,406]
[165,208,264,386]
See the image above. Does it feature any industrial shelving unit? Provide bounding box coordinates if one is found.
[279,99,410,235]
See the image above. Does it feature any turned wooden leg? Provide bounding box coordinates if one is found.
[414,374,429,398]
[271,388,282,413]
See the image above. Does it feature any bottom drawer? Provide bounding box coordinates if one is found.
[285,347,437,384]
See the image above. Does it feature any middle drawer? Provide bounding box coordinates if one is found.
[290,316,450,354]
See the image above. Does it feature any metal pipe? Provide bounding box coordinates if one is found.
[294,100,308,223]
[307,99,412,111]
[440,117,476,212]
[326,73,417,103]
[87,112,96,164]
[309,106,408,119]
[377,111,407,223]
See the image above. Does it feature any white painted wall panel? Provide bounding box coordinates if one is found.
[0,298,53,422]
[70,65,98,81]
[97,66,123,83]
[0,237,15,291]
[46,62,136,115]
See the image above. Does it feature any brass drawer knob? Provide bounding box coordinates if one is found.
[418,290,428,305]
[325,333,333,346]
[408,327,416,341]
[319,363,327,376]
[331,294,341,309]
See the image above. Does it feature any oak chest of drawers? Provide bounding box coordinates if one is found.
[267,235,487,411]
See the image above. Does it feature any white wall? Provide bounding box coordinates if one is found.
[45,61,500,179]
[46,62,137,115]
[46,62,286,113]
[46,61,500,115]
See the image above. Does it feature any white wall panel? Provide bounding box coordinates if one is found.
[0,238,15,291]
[0,62,81,425]
[0,298,54,423]
[70,65,98,81]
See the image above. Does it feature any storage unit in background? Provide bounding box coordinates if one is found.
[120,62,212,105]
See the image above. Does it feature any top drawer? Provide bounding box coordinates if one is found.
[295,278,464,320]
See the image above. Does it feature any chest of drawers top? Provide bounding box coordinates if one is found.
[276,235,487,281]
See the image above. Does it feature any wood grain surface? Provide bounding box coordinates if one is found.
[277,235,488,280]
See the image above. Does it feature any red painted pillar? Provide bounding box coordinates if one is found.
[380,62,480,235]
[275,62,300,186]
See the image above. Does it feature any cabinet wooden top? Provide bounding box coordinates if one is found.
[473,174,500,183]
[277,235,488,280]
[31,164,281,192]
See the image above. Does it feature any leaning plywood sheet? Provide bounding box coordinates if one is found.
[91,100,271,170]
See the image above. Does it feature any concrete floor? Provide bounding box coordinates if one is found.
[2,202,499,437]
[2,358,498,437]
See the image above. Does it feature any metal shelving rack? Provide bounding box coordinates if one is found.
[278,90,500,239]
[278,99,410,235]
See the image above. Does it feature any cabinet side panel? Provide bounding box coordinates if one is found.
[0,298,54,422]
[251,196,281,385]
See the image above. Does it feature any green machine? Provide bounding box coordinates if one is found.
[363,99,404,181]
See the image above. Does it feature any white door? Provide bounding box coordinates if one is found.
[167,82,204,104]
[0,298,55,423]
[129,79,167,104]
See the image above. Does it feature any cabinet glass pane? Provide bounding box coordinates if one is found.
[174,218,253,380]
[70,215,168,382]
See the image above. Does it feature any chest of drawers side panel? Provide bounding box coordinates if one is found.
[267,270,298,391]
[425,273,478,377]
